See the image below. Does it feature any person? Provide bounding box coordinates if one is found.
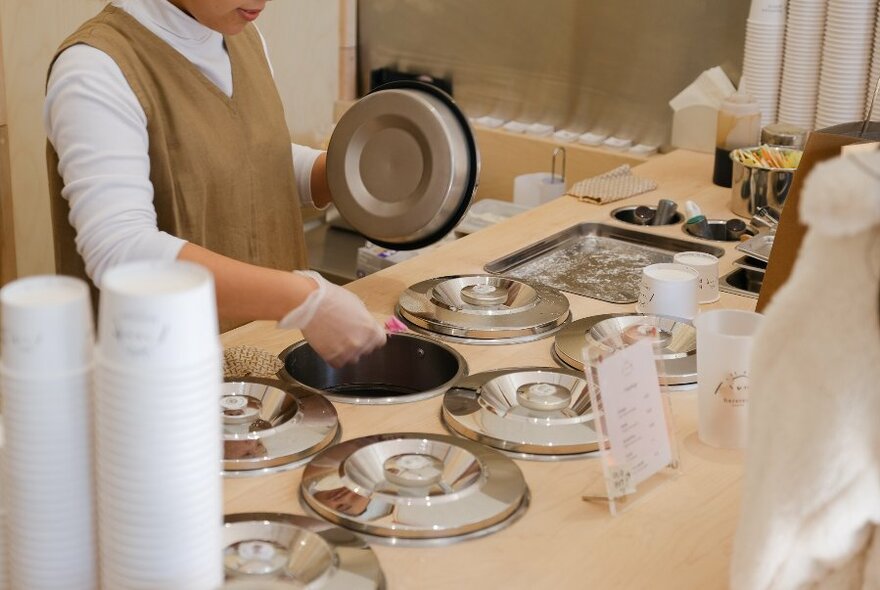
[44,0,385,367]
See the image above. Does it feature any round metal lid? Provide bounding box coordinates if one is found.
[442,367,597,460]
[397,275,571,344]
[301,433,529,544]
[327,81,479,251]
[553,314,697,387]
[223,513,385,589]
[222,378,339,475]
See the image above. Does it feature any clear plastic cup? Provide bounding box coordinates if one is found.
[694,310,764,449]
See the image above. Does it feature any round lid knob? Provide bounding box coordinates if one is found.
[460,284,509,306]
[225,540,285,575]
[515,382,572,412]
[622,323,671,348]
[221,395,261,425]
[383,453,444,487]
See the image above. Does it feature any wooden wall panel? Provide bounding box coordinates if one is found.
[256,0,339,147]
[0,0,103,277]
[0,126,15,285]
[472,127,649,201]
[0,12,14,285]
[0,13,6,127]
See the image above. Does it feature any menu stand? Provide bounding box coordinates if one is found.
[580,336,681,516]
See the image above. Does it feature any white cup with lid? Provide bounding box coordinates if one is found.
[673,251,720,304]
[636,263,699,320]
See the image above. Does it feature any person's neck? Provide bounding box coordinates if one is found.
[165,0,194,20]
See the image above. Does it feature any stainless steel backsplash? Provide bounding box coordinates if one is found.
[359,0,748,148]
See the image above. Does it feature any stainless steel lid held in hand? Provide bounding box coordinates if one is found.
[327,81,479,250]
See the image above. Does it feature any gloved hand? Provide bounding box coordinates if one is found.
[278,270,386,368]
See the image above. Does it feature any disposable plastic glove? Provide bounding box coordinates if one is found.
[278,270,386,368]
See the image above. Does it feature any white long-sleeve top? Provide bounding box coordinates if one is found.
[44,0,322,285]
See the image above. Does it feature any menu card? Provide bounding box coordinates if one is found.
[595,338,672,494]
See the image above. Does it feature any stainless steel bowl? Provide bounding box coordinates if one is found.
[729,146,800,218]
[279,333,468,405]
[611,205,684,226]
[682,219,757,242]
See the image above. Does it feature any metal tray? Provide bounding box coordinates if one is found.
[735,231,774,263]
[732,255,768,273]
[483,223,725,304]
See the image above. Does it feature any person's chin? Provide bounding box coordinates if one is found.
[223,21,249,35]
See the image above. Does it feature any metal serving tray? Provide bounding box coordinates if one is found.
[735,231,774,263]
[484,223,725,304]
[732,255,768,273]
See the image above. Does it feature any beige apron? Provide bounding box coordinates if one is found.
[47,5,308,330]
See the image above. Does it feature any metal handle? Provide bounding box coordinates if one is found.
[860,74,880,137]
[551,147,566,184]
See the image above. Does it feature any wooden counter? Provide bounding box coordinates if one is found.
[221,150,756,590]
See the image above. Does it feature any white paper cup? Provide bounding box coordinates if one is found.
[98,261,220,370]
[673,252,720,304]
[636,263,699,320]
[694,310,763,449]
[748,0,787,23]
[0,275,93,374]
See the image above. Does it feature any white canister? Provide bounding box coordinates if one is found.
[512,172,566,208]
[673,251,720,303]
[636,263,699,320]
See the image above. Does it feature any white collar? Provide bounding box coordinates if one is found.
[114,0,222,47]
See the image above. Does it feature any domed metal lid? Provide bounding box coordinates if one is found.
[397,275,571,344]
[327,81,479,251]
[442,367,597,460]
[301,433,529,544]
[223,513,385,589]
[553,314,697,387]
[222,378,339,475]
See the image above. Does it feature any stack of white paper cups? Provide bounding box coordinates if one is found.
[95,261,223,589]
[0,276,97,589]
[778,0,828,129]
[815,0,877,128]
[742,0,788,127]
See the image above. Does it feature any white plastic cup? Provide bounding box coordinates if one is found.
[673,252,720,304]
[636,263,699,320]
[512,172,566,208]
[0,275,93,374]
[98,261,220,370]
[694,310,763,449]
